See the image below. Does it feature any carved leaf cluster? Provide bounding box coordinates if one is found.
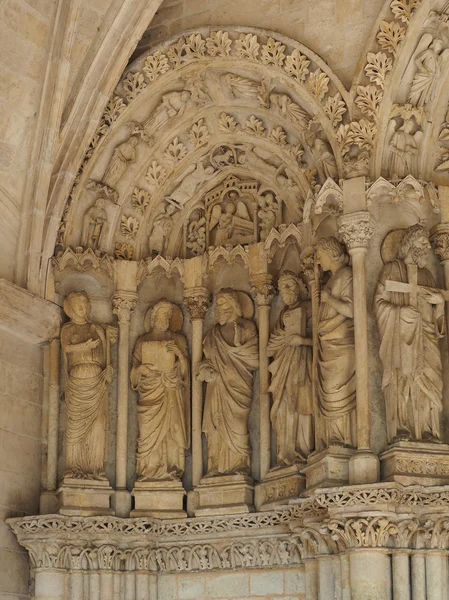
[306,69,330,100]
[131,187,150,214]
[206,30,232,57]
[337,119,376,155]
[143,50,170,81]
[114,242,134,260]
[364,52,393,88]
[377,20,406,55]
[235,33,260,60]
[188,119,210,147]
[324,93,347,128]
[218,112,239,132]
[164,137,188,163]
[355,85,383,117]
[260,37,286,67]
[269,125,288,146]
[145,161,168,186]
[244,115,265,135]
[390,0,421,23]
[284,49,310,83]
[122,72,147,102]
[120,215,140,239]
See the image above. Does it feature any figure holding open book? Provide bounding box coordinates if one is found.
[267,272,314,465]
[131,300,189,481]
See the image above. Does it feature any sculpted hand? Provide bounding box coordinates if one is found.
[320,289,330,304]
[104,365,113,384]
[86,338,100,349]
[166,341,181,356]
[196,361,217,382]
[287,334,305,347]
[420,288,445,305]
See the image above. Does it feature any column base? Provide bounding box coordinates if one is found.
[302,446,354,493]
[380,440,449,485]
[349,450,380,485]
[39,490,59,515]
[57,478,113,516]
[254,464,305,511]
[190,473,254,517]
[111,489,132,517]
[131,480,186,518]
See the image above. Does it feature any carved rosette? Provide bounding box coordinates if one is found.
[431,224,449,263]
[184,287,211,320]
[337,211,375,252]
[250,274,276,307]
[112,293,137,323]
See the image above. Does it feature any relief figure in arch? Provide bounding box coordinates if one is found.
[197,289,258,476]
[131,300,189,481]
[61,291,114,480]
[267,272,314,466]
[316,237,356,449]
[374,224,445,443]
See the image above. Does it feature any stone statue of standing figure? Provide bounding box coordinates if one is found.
[267,272,314,465]
[61,291,115,480]
[315,237,356,449]
[374,224,445,443]
[197,289,258,476]
[130,300,189,481]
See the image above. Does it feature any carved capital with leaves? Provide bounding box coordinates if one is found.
[431,224,449,263]
[184,287,211,320]
[112,293,137,323]
[250,274,275,306]
[337,211,375,251]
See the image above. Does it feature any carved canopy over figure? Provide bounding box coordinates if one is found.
[374,224,445,443]
[197,289,258,476]
[267,272,314,465]
[61,291,114,480]
[316,237,356,449]
[131,300,189,481]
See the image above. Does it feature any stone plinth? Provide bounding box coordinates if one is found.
[189,474,254,516]
[57,478,113,516]
[255,464,305,511]
[380,441,449,486]
[302,447,355,493]
[131,480,186,518]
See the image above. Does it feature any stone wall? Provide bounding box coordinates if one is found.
[0,329,43,598]
[158,569,305,600]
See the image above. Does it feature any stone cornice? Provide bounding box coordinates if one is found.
[0,279,61,344]
[9,484,449,572]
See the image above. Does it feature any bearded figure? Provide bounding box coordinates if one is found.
[267,272,313,465]
[197,289,258,476]
[374,224,445,443]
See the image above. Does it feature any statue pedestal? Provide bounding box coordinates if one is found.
[189,474,254,517]
[302,447,355,493]
[380,441,449,486]
[57,478,113,516]
[254,464,305,511]
[131,480,186,518]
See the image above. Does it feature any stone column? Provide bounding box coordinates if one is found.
[431,223,449,337]
[40,337,61,514]
[249,244,275,480]
[34,570,66,600]
[250,272,275,480]
[392,552,410,600]
[338,210,379,484]
[112,292,136,517]
[349,550,390,600]
[411,553,426,600]
[184,286,210,487]
[426,552,446,600]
